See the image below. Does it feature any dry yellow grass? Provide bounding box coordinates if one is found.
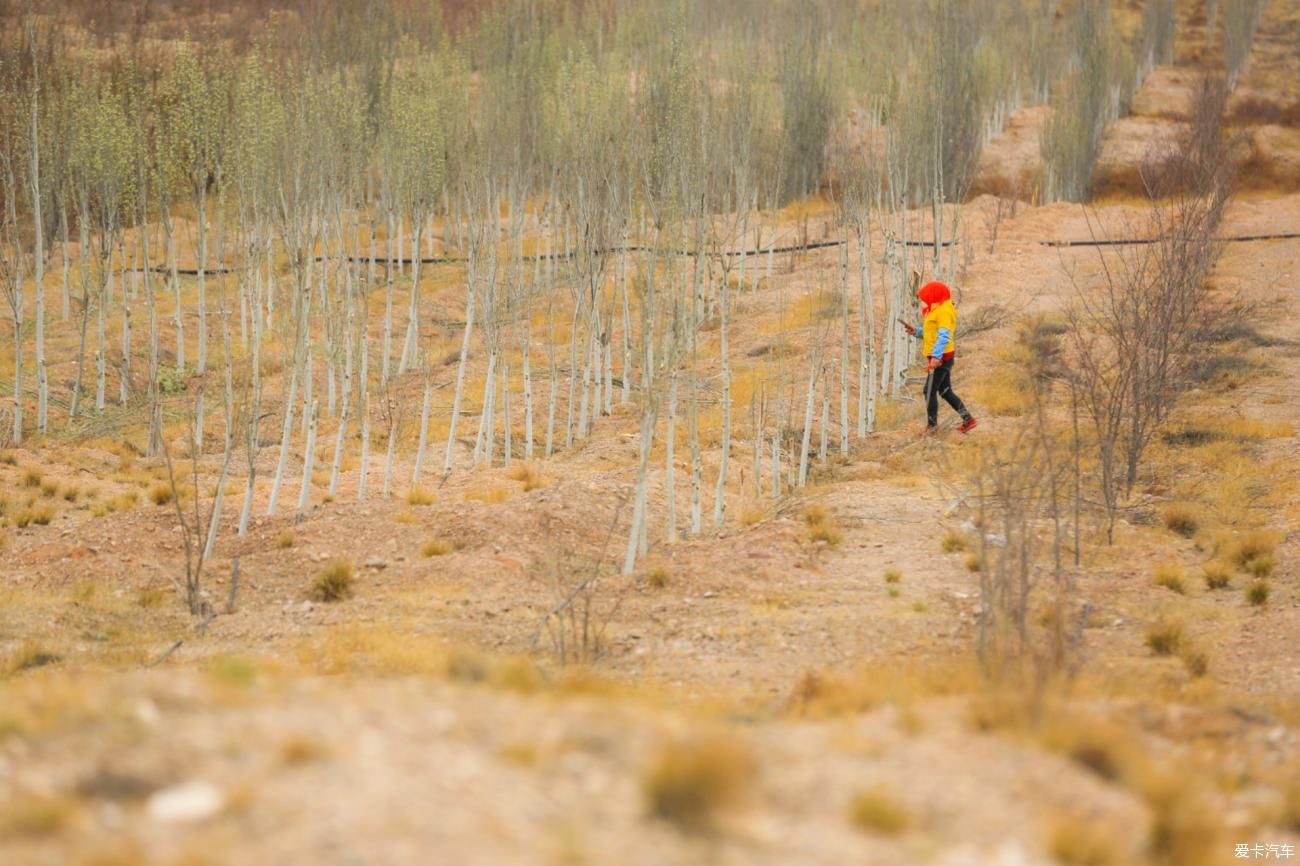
[309,560,355,603]
[148,482,174,505]
[970,364,1032,417]
[1145,621,1185,656]
[1152,563,1187,595]
[737,501,767,526]
[940,530,967,552]
[802,503,842,547]
[0,794,78,840]
[1202,561,1232,590]
[276,530,295,548]
[14,505,55,528]
[646,566,671,589]
[465,484,510,505]
[1246,580,1270,606]
[1161,502,1201,538]
[1220,529,1281,572]
[506,462,547,491]
[1045,812,1121,866]
[421,539,453,557]
[279,734,331,766]
[847,788,910,836]
[642,735,754,832]
[406,487,435,506]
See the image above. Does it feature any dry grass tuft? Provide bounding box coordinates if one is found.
[14,505,55,528]
[421,539,453,557]
[276,530,295,549]
[1145,621,1185,657]
[971,364,1032,417]
[941,530,967,553]
[1180,645,1210,678]
[646,566,671,589]
[847,788,910,836]
[1282,779,1300,832]
[884,568,902,584]
[1140,772,1224,866]
[39,480,59,498]
[1246,580,1270,607]
[1161,503,1201,538]
[136,586,168,609]
[1222,529,1280,573]
[60,484,79,502]
[406,487,435,506]
[148,482,174,506]
[506,462,547,491]
[0,450,16,465]
[1046,812,1121,866]
[802,503,842,547]
[1153,563,1186,595]
[1202,562,1232,590]
[643,735,754,832]
[1244,553,1275,578]
[279,734,331,766]
[0,794,77,839]
[1041,718,1135,784]
[965,553,983,572]
[22,469,42,488]
[309,560,354,603]
[737,501,767,526]
[465,484,510,505]
[5,643,63,675]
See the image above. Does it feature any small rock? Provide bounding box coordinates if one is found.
[300,600,315,613]
[146,781,225,824]
[364,557,387,570]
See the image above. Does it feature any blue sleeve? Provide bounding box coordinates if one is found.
[931,328,950,359]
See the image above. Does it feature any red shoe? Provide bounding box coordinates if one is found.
[958,417,978,434]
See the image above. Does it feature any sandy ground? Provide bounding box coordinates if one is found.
[3,5,1300,866]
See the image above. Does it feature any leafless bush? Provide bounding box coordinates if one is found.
[1143,74,1234,198]
[532,505,629,665]
[1065,182,1230,541]
[947,372,1082,706]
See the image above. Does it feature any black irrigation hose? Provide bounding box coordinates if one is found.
[1040,231,1300,248]
[314,236,957,267]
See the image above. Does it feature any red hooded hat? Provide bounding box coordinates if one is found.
[917,281,951,315]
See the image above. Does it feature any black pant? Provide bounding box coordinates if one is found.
[926,356,971,427]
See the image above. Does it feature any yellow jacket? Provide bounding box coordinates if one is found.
[921,299,956,360]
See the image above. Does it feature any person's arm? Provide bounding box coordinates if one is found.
[931,327,951,359]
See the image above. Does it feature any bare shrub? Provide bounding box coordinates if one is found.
[1065,181,1231,541]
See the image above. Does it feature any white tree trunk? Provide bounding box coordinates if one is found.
[523,338,534,460]
[410,371,433,486]
[266,364,298,516]
[296,399,319,515]
[666,370,678,543]
[443,270,478,473]
[798,357,819,488]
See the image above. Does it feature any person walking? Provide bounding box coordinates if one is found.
[902,280,977,435]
